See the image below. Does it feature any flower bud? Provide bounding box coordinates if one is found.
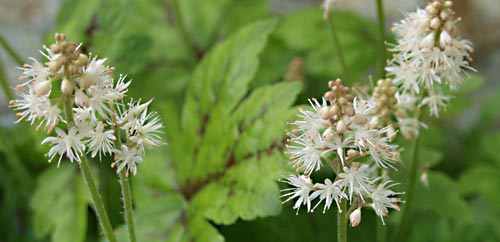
[33,80,52,96]
[439,10,450,21]
[336,120,347,134]
[75,54,90,67]
[322,127,335,141]
[430,17,441,29]
[444,20,456,33]
[425,5,438,15]
[50,44,60,54]
[75,89,89,107]
[439,30,452,48]
[347,149,359,158]
[320,106,330,119]
[350,208,362,227]
[77,76,93,89]
[420,32,435,49]
[61,78,73,95]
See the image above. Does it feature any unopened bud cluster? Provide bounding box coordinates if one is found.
[373,78,398,120]
[9,33,164,176]
[282,79,403,225]
[387,0,474,118]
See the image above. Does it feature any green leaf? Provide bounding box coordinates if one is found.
[453,74,485,95]
[179,19,278,183]
[419,147,444,168]
[459,165,500,213]
[274,9,378,81]
[123,19,301,242]
[481,132,500,165]
[31,164,90,242]
[180,0,230,50]
[413,171,470,221]
[480,89,500,123]
[51,0,101,42]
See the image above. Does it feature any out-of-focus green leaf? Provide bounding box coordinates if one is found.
[413,171,470,221]
[51,0,100,42]
[454,74,485,95]
[459,165,500,212]
[31,165,90,242]
[481,89,500,123]
[406,213,453,242]
[180,0,230,50]
[480,132,500,166]
[453,197,500,242]
[419,147,444,168]
[274,9,378,82]
[122,19,301,242]
[179,19,278,183]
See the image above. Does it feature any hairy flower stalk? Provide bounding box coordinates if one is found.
[282,79,403,229]
[9,33,164,242]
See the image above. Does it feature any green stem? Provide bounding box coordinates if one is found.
[375,168,386,242]
[0,33,23,66]
[119,170,136,242]
[326,15,348,77]
[79,156,117,242]
[172,0,197,63]
[338,199,348,242]
[0,57,13,103]
[391,134,421,242]
[375,2,388,240]
[64,99,117,242]
[376,216,387,242]
[111,105,136,242]
[376,0,387,79]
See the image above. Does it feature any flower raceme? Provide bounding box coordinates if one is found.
[386,0,474,118]
[282,79,402,225]
[9,33,164,176]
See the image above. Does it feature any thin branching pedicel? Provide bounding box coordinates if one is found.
[9,33,164,176]
[282,79,403,225]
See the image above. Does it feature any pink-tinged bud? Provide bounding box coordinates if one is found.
[75,89,89,107]
[61,78,73,95]
[336,120,347,134]
[347,149,359,158]
[32,80,51,96]
[420,32,435,49]
[320,106,330,119]
[350,208,362,227]
[439,30,452,48]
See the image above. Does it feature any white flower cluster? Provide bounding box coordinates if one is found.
[10,33,163,176]
[386,0,474,118]
[282,79,403,225]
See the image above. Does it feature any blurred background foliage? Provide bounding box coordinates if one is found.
[1,0,499,242]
